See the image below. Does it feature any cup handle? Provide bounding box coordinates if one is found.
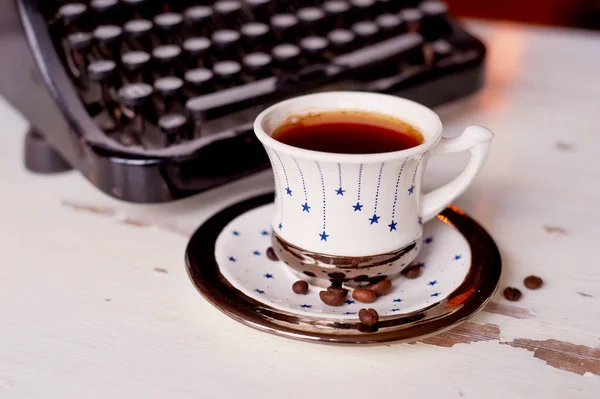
[420,125,494,222]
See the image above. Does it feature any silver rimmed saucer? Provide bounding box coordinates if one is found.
[185,193,501,345]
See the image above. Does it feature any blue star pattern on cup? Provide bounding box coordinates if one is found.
[218,204,470,319]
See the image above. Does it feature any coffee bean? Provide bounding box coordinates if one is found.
[266,247,279,261]
[524,275,543,290]
[402,265,422,279]
[292,280,309,295]
[503,287,522,301]
[367,279,392,296]
[327,285,348,297]
[352,288,377,303]
[358,308,379,326]
[319,290,345,306]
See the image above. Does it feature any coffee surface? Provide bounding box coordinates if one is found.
[271,111,423,154]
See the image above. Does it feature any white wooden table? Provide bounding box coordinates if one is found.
[1,20,599,398]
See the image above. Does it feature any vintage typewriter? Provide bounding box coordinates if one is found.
[1,0,486,203]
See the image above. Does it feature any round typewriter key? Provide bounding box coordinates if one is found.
[323,0,351,18]
[420,1,450,39]
[243,52,272,74]
[272,44,301,68]
[183,37,212,66]
[153,45,182,75]
[351,21,379,43]
[93,25,123,58]
[90,0,119,24]
[400,8,423,32]
[124,19,153,38]
[154,76,184,113]
[214,0,243,26]
[154,76,184,97]
[327,29,356,52]
[300,36,328,56]
[212,30,241,57]
[59,3,88,26]
[420,1,449,18]
[185,68,214,91]
[119,82,153,106]
[67,32,93,51]
[159,113,190,144]
[213,60,242,84]
[154,13,184,32]
[184,6,213,24]
[297,7,326,33]
[183,37,212,54]
[214,0,243,16]
[93,24,123,44]
[350,0,376,11]
[122,51,151,70]
[241,23,271,50]
[152,45,182,63]
[184,5,213,35]
[185,69,215,98]
[88,60,116,81]
[432,39,452,55]
[375,13,403,36]
[90,0,118,14]
[270,14,298,41]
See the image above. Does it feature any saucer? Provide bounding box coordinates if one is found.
[186,193,501,345]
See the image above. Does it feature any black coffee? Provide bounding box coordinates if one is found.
[272,110,423,154]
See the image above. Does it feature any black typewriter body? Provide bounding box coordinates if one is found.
[1,0,486,203]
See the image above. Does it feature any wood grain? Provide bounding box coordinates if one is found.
[418,322,501,347]
[503,339,600,376]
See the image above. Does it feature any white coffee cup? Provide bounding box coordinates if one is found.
[254,92,493,283]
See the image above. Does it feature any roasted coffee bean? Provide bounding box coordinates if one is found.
[266,247,278,261]
[352,288,377,303]
[358,308,379,326]
[292,280,309,295]
[503,287,522,301]
[524,275,543,290]
[319,290,345,306]
[327,285,348,297]
[367,279,392,296]
[402,265,422,279]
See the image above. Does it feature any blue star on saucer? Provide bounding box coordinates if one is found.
[353,202,363,211]
[302,202,310,213]
[408,184,415,195]
[369,214,380,224]
[335,187,345,195]
[285,187,292,196]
